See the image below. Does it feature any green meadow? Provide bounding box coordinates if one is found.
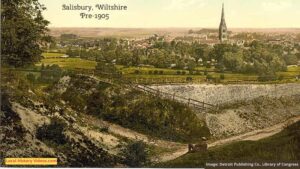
[16,53,297,84]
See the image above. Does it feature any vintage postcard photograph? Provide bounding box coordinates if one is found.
[1,0,300,168]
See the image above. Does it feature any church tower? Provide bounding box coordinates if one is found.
[219,3,228,42]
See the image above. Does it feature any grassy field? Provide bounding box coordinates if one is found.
[157,121,300,168]
[277,66,300,77]
[37,58,97,70]
[42,52,66,58]
[29,57,300,83]
[119,66,299,83]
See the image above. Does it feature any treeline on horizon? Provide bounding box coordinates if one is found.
[62,37,300,80]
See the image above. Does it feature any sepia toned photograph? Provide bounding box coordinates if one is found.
[1,0,300,168]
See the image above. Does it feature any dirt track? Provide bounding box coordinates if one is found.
[83,114,300,163]
[207,115,300,147]
[160,115,300,163]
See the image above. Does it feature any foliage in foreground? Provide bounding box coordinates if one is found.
[1,0,51,67]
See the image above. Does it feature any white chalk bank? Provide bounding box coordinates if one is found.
[150,83,300,105]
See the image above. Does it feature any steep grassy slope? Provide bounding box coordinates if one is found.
[1,69,211,167]
[50,74,210,142]
[0,72,117,167]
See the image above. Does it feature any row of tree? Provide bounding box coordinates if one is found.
[66,39,299,77]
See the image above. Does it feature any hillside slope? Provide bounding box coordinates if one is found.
[0,73,209,167]
[158,121,300,168]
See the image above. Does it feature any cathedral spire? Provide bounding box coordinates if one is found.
[219,3,228,42]
[221,3,224,20]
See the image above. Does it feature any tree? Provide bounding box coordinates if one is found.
[284,54,298,65]
[1,0,51,67]
[223,51,244,72]
[193,47,204,63]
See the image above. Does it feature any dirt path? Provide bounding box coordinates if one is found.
[207,115,300,148]
[83,115,187,162]
[82,114,300,163]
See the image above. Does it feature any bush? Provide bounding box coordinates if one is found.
[86,91,108,116]
[186,77,193,82]
[181,71,186,75]
[176,70,181,75]
[26,73,36,83]
[99,126,109,133]
[220,74,225,80]
[36,118,67,145]
[154,70,159,75]
[195,70,202,75]
[205,63,211,68]
[206,74,213,80]
[214,78,221,83]
[159,70,164,75]
[278,75,284,81]
[134,70,141,74]
[148,70,153,75]
[258,72,277,82]
[39,64,62,83]
[204,70,208,75]
[119,141,149,167]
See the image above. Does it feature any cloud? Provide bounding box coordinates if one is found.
[261,1,292,11]
[165,0,205,10]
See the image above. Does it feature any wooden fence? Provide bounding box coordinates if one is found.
[134,85,216,112]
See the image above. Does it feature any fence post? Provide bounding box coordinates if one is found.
[173,93,176,101]
[188,98,191,106]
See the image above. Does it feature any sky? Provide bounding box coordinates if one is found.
[39,0,300,28]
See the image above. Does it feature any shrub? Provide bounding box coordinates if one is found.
[39,64,63,84]
[214,78,221,83]
[186,77,193,82]
[148,70,153,75]
[206,74,213,80]
[159,70,164,75]
[195,70,202,75]
[153,70,159,75]
[36,118,67,145]
[134,70,140,74]
[206,63,211,68]
[99,126,109,133]
[176,70,181,75]
[86,91,108,116]
[220,74,225,80]
[278,75,284,81]
[119,141,149,167]
[258,73,277,82]
[204,70,208,75]
[26,73,36,83]
[181,71,186,75]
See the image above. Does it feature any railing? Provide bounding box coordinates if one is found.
[134,85,216,112]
